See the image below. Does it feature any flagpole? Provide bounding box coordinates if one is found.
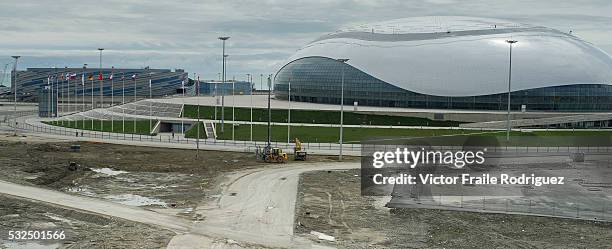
[133,74,136,134]
[73,72,77,128]
[47,76,51,118]
[91,76,94,130]
[122,73,125,135]
[99,71,103,132]
[111,66,114,133]
[148,68,152,134]
[60,69,64,125]
[66,72,70,125]
[82,64,86,129]
[55,71,59,118]
[52,68,55,117]
[181,78,185,134]
[64,70,69,125]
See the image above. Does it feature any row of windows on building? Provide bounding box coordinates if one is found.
[274,57,612,112]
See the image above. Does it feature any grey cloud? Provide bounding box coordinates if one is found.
[1,0,611,78]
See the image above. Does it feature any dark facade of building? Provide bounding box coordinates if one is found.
[190,81,252,96]
[13,68,188,101]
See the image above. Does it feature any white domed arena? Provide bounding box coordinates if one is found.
[274,16,612,112]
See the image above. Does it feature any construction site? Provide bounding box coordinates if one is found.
[2,5,612,247]
[1,89,611,248]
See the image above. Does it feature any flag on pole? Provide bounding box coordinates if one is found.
[109,74,113,80]
[98,73,103,81]
[70,73,77,80]
[81,74,85,85]
[149,79,152,88]
[65,73,70,80]
[47,75,51,85]
[131,74,136,80]
[88,75,94,81]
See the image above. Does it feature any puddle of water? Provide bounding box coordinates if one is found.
[91,168,128,176]
[3,242,60,249]
[105,194,167,207]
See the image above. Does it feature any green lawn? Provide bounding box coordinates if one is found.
[184,123,612,146]
[44,120,154,135]
[184,121,208,139]
[185,123,498,143]
[182,105,462,127]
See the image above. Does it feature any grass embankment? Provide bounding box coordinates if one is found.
[44,120,154,135]
[184,122,208,139]
[182,105,462,127]
[184,123,612,145]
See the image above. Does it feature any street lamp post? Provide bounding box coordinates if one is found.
[218,36,230,134]
[505,40,517,142]
[287,77,291,145]
[247,73,253,141]
[266,75,272,149]
[11,56,20,136]
[232,75,235,141]
[337,58,349,161]
[196,74,200,158]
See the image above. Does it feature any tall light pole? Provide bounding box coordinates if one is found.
[232,75,235,141]
[337,58,349,161]
[266,75,272,150]
[505,40,517,142]
[11,56,20,136]
[247,73,253,141]
[196,74,200,158]
[218,36,229,133]
[287,77,291,145]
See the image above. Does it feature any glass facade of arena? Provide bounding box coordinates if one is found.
[12,68,188,101]
[274,57,612,112]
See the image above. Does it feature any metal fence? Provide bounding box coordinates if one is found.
[3,113,363,154]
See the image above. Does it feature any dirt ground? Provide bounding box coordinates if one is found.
[0,134,345,248]
[0,135,340,211]
[295,169,612,249]
[0,194,174,249]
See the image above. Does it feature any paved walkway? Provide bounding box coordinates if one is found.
[0,180,192,233]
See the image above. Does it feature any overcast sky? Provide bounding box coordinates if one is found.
[1,0,611,83]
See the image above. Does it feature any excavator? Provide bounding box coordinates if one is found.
[294,138,308,161]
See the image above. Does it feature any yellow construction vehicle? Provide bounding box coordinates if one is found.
[256,146,288,163]
[294,138,308,161]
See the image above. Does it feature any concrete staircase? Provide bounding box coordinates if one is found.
[204,122,216,139]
